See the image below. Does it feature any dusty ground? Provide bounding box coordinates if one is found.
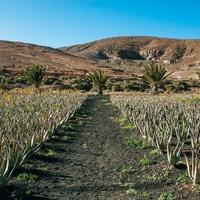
[1,37,200,79]
[1,95,200,200]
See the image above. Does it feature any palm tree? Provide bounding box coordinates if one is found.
[141,63,174,94]
[21,64,47,93]
[87,69,108,94]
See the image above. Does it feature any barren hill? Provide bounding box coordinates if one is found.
[60,36,200,79]
[0,40,98,76]
[1,37,200,79]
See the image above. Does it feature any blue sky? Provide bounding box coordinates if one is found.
[0,0,200,48]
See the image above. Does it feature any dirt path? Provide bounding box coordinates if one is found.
[2,95,200,200]
[60,94,134,200]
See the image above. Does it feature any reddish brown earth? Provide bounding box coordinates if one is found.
[60,36,200,79]
[1,95,200,200]
[0,41,98,77]
[1,36,200,79]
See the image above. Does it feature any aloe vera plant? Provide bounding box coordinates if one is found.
[183,120,200,186]
[151,131,169,154]
[110,93,200,186]
[0,91,87,189]
[167,134,184,166]
[184,151,200,186]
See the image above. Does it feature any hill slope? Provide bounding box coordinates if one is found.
[0,40,98,76]
[1,37,200,79]
[60,36,200,79]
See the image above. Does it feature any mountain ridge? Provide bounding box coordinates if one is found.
[59,36,200,79]
[1,36,200,79]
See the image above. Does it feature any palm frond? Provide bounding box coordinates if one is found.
[141,63,174,94]
[88,69,108,94]
[21,64,47,93]
[141,64,173,84]
[88,69,108,86]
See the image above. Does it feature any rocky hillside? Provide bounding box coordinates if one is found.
[60,36,200,79]
[0,40,98,76]
[1,37,200,79]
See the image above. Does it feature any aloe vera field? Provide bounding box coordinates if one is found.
[0,91,200,199]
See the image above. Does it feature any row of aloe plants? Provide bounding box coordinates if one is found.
[110,94,200,186]
[0,91,87,189]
